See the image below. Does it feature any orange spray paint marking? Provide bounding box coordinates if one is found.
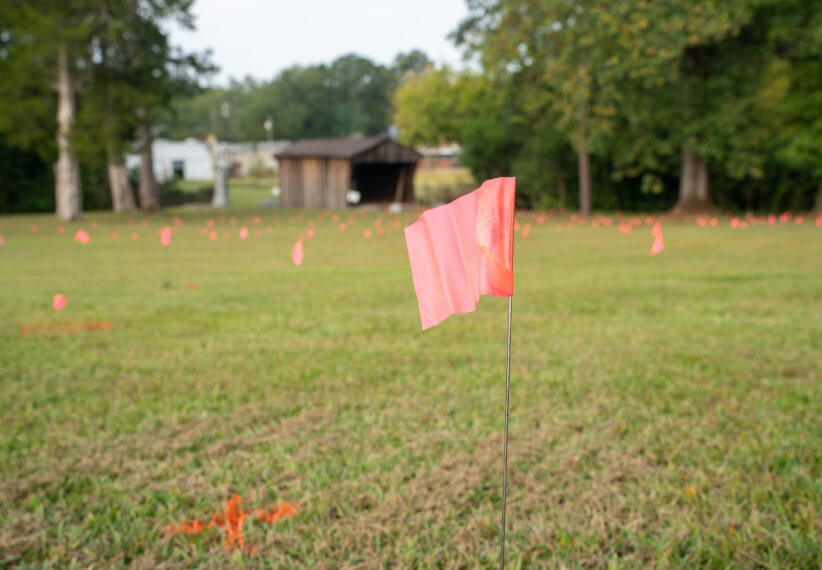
[21,321,114,335]
[164,495,298,554]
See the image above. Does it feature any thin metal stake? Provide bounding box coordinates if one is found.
[500,293,513,569]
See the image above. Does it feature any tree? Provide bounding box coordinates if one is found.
[765,0,822,211]
[393,66,462,145]
[1,0,210,216]
[597,1,777,213]
[0,1,100,220]
[94,0,211,212]
[454,0,625,216]
[164,54,397,143]
[454,0,810,214]
[392,49,433,78]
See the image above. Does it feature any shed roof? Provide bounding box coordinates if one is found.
[275,136,422,162]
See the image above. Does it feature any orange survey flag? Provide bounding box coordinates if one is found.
[650,222,664,256]
[404,177,515,330]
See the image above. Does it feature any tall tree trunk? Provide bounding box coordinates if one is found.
[136,112,159,210]
[106,146,135,212]
[577,96,592,217]
[578,139,592,217]
[577,57,592,217]
[815,180,822,212]
[674,148,713,213]
[55,45,82,221]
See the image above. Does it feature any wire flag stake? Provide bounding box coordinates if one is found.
[499,293,513,569]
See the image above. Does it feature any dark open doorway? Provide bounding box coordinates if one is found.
[351,163,414,203]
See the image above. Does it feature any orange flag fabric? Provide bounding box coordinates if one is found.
[650,222,664,256]
[291,238,304,266]
[404,177,515,330]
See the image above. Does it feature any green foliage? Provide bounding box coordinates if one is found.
[0,136,54,213]
[162,52,418,142]
[394,66,463,145]
[427,0,822,211]
[73,1,213,160]
[0,0,212,214]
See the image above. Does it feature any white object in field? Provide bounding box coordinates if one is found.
[346,189,362,205]
[271,186,281,197]
[212,157,230,207]
[389,202,404,214]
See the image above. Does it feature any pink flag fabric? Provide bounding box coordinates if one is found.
[650,223,664,256]
[53,294,67,311]
[75,229,90,244]
[291,238,304,266]
[404,177,515,330]
[160,226,172,246]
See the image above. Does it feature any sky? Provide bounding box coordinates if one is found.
[168,0,471,86]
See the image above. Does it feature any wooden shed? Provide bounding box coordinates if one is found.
[275,136,422,208]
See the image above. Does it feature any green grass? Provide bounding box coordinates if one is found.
[0,207,820,568]
[173,178,279,209]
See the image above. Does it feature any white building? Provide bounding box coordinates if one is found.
[126,139,290,182]
[126,138,213,182]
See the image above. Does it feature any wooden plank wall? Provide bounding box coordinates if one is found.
[301,158,322,208]
[328,159,350,209]
[279,157,352,208]
[279,158,301,207]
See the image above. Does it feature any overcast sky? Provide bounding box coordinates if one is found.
[168,0,470,86]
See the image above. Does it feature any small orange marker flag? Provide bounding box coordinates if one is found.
[75,229,90,244]
[292,238,304,266]
[53,294,67,311]
[650,223,664,256]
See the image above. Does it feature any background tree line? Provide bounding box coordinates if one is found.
[163,50,431,142]
[2,0,821,218]
[396,0,822,213]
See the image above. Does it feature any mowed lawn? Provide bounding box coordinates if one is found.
[0,197,821,568]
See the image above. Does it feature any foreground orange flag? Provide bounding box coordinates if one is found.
[405,177,515,329]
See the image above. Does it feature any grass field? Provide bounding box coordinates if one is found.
[1,191,821,567]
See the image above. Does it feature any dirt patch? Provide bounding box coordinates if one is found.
[0,512,45,561]
[20,321,115,335]
[0,406,329,506]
